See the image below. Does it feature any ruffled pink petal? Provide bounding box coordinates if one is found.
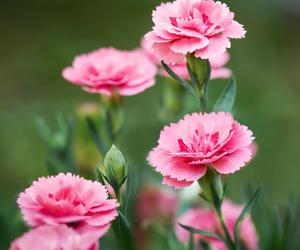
[162,176,193,189]
[148,148,207,182]
[223,21,246,39]
[195,35,230,59]
[152,42,184,64]
[212,148,252,174]
[170,37,209,54]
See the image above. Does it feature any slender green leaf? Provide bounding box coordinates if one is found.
[95,167,106,185]
[188,233,195,250]
[113,211,137,250]
[168,230,185,250]
[124,166,136,216]
[179,223,224,241]
[162,61,196,97]
[200,240,211,250]
[86,117,108,153]
[210,183,222,212]
[213,78,237,112]
[201,61,211,110]
[104,111,115,143]
[234,186,261,244]
[186,62,198,90]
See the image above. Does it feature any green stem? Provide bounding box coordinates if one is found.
[216,209,236,250]
[199,95,207,112]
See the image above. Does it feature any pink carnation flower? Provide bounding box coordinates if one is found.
[141,38,231,80]
[136,185,178,223]
[10,225,99,250]
[147,112,254,189]
[176,200,258,250]
[18,173,119,238]
[63,47,157,96]
[145,0,246,64]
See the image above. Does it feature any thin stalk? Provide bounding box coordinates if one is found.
[216,209,236,250]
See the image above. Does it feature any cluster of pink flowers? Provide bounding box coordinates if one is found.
[148,112,254,189]
[10,173,119,250]
[145,0,246,64]
[11,0,258,249]
[176,200,258,250]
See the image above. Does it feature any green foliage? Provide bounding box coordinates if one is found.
[252,195,300,250]
[36,114,76,174]
[161,61,196,97]
[112,211,137,250]
[179,223,224,241]
[234,186,261,245]
[213,78,237,112]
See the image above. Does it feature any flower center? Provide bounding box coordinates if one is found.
[178,130,219,156]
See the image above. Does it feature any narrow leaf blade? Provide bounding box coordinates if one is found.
[188,233,195,250]
[162,61,196,96]
[213,77,237,112]
[179,223,223,241]
[114,211,137,250]
[234,186,261,243]
[86,117,108,153]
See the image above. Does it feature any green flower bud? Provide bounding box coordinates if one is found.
[104,145,127,190]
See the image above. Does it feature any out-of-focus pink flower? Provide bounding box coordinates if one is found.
[145,0,246,64]
[134,185,178,249]
[63,47,157,96]
[141,38,231,80]
[10,225,99,250]
[176,208,217,246]
[18,173,119,238]
[176,200,258,250]
[209,52,232,79]
[248,142,258,159]
[147,112,254,189]
[221,200,258,250]
[136,185,178,223]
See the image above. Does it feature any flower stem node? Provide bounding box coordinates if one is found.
[198,168,224,204]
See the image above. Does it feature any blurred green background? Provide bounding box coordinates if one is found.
[0,0,300,208]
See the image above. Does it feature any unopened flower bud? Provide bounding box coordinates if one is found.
[104,145,127,190]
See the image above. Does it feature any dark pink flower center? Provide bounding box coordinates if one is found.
[38,185,88,216]
[178,130,219,156]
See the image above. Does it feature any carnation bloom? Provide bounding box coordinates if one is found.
[147,112,254,189]
[136,185,178,223]
[145,0,246,64]
[10,225,99,250]
[63,47,157,96]
[141,38,231,80]
[176,200,258,250]
[134,185,178,248]
[18,173,119,238]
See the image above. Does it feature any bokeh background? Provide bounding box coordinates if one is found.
[0,0,299,229]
